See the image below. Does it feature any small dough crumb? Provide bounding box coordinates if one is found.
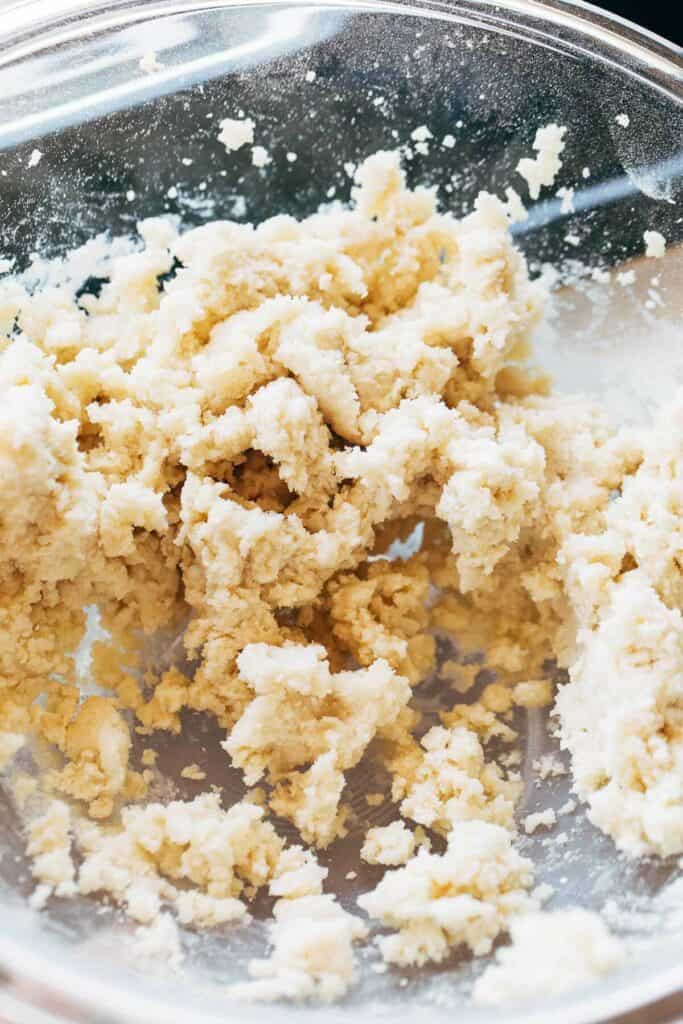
[644,230,666,258]
[218,117,255,153]
[523,809,556,834]
[27,801,76,898]
[556,186,575,214]
[251,145,271,168]
[361,821,416,866]
[517,124,567,200]
[512,679,553,709]
[410,125,432,143]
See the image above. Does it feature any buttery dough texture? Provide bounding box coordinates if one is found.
[357,821,535,966]
[0,135,678,1005]
[361,821,415,866]
[229,895,367,1002]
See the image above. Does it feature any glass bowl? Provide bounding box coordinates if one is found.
[0,1,681,1022]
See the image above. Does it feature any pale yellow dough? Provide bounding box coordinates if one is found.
[0,139,678,1003]
[229,895,367,1002]
[357,821,535,966]
[361,821,416,866]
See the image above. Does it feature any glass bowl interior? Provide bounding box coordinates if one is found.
[0,2,681,1022]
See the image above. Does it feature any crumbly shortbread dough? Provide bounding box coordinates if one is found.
[27,800,77,898]
[358,821,535,966]
[556,571,683,856]
[224,643,410,845]
[387,723,521,835]
[473,909,625,1005]
[229,895,367,1002]
[0,141,679,1004]
[32,792,326,927]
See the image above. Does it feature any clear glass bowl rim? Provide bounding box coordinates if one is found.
[0,0,680,99]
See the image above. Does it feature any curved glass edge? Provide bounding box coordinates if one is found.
[0,0,679,150]
[0,0,680,83]
[0,923,682,1024]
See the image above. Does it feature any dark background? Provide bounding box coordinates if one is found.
[598,0,682,46]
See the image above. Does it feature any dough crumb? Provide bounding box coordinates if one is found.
[27,801,76,898]
[218,117,255,153]
[556,186,575,214]
[230,895,367,1002]
[523,809,556,834]
[517,124,567,200]
[512,679,553,709]
[615,113,630,128]
[358,821,535,966]
[410,125,432,143]
[251,145,271,168]
[473,909,624,1005]
[644,230,666,258]
[361,821,416,866]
